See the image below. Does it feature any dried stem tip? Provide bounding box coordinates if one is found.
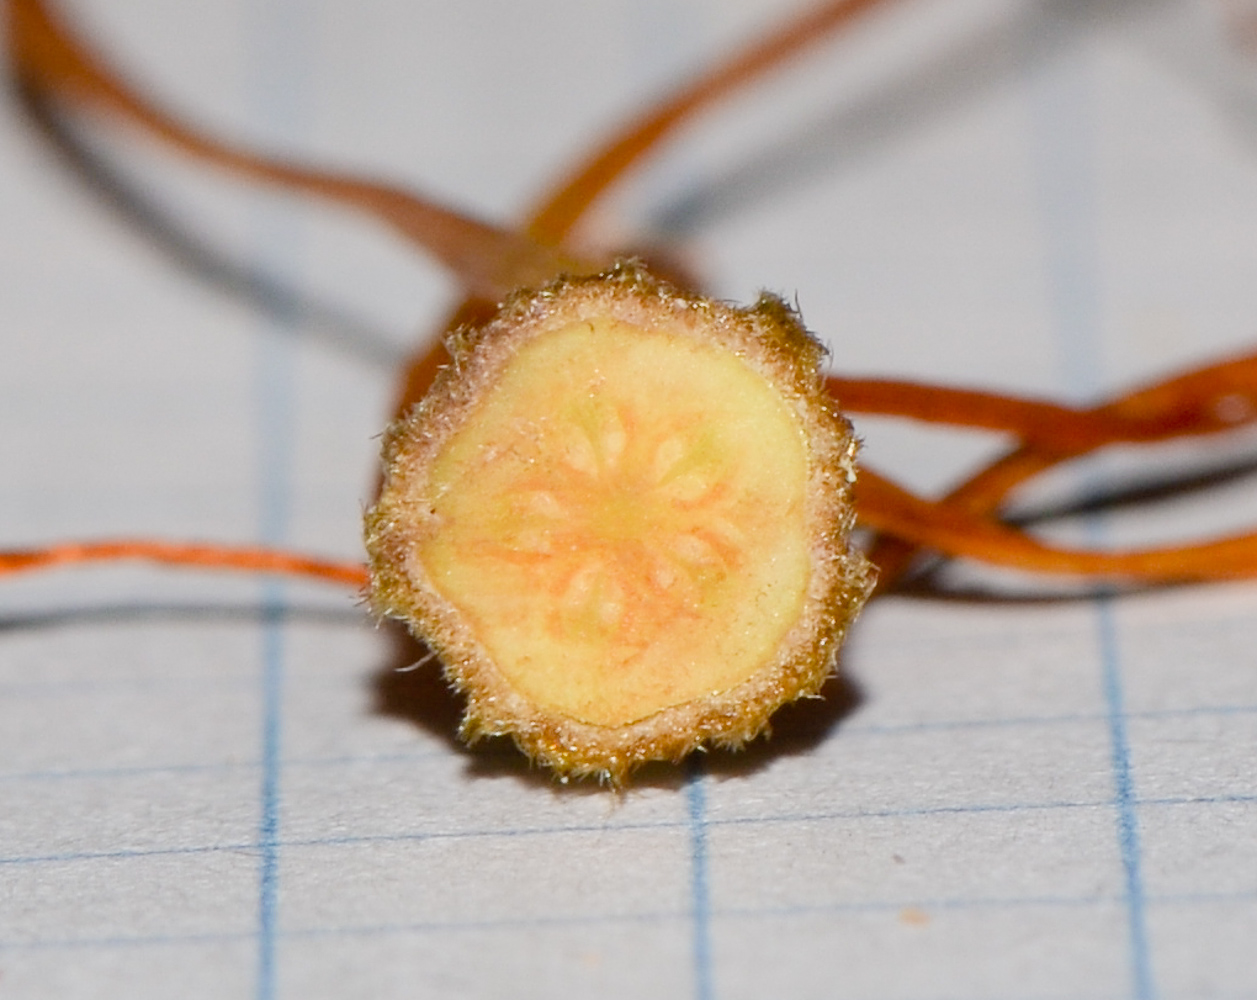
[366,263,873,781]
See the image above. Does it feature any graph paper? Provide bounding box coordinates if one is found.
[2,0,1256,997]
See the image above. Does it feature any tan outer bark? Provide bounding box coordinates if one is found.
[365,264,874,782]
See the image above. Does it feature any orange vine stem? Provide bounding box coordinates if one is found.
[392,0,902,419]
[850,349,1257,588]
[0,540,369,590]
[5,0,588,299]
[525,0,899,244]
[829,349,1257,450]
[6,0,1257,595]
[854,468,1257,583]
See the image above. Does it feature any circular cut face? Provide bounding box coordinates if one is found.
[415,315,811,727]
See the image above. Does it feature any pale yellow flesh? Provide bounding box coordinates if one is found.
[417,317,811,727]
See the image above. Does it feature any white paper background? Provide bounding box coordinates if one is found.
[2,1,1255,998]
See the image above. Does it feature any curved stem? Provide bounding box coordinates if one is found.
[526,0,897,244]
[867,445,1051,587]
[11,0,1257,594]
[6,0,587,298]
[857,349,1257,589]
[393,1,903,417]
[855,467,1257,582]
[831,348,1257,449]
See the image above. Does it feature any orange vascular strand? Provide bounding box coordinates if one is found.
[830,349,1257,450]
[6,0,583,299]
[0,540,369,589]
[855,468,1257,582]
[526,0,898,244]
[867,447,1050,588]
[853,350,1257,587]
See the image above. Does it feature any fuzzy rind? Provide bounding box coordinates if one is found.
[365,262,875,783]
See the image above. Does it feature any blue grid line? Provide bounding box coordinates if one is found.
[7,790,1256,869]
[252,283,292,1000]
[1097,599,1155,1000]
[279,908,689,939]
[0,799,1115,868]
[4,700,1254,785]
[1,910,691,953]
[256,597,286,1000]
[721,893,1131,921]
[0,898,1143,953]
[1139,794,1257,808]
[1022,11,1158,1000]
[3,14,1251,1000]
[246,0,313,993]
[1,843,257,867]
[1149,890,1257,906]
[686,757,714,1000]
[718,890,1257,919]
[11,885,1256,954]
